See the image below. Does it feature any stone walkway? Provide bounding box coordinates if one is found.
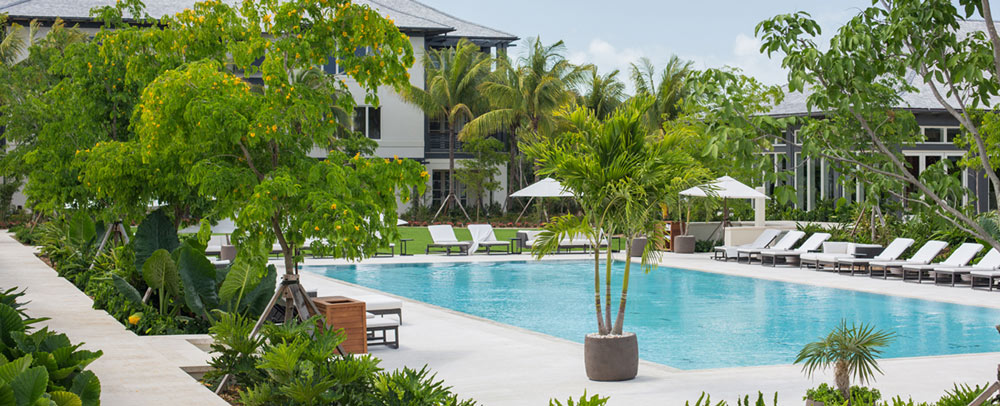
[298,252,1000,406]
[0,232,227,406]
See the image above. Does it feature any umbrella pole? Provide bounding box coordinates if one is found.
[515,197,534,224]
[722,198,729,242]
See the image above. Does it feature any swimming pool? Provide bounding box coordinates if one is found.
[305,260,1000,370]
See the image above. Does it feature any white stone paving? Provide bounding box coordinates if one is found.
[0,232,228,406]
[297,251,1000,406]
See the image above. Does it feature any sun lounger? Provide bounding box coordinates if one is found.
[868,240,948,279]
[799,242,852,270]
[834,238,915,275]
[366,313,399,348]
[930,248,1000,287]
[467,224,511,254]
[737,231,804,264]
[971,268,1000,291]
[426,225,471,255]
[901,243,983,283]
[713,229,781,261]
[759,233,830,266]
[353,294,404,324]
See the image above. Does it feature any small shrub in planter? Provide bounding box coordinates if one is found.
[805,383,881,406]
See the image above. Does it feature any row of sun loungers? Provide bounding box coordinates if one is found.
[715,229,1000,291]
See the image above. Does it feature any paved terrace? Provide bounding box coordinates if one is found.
[0,232,226,406]
[299,252,1000,406]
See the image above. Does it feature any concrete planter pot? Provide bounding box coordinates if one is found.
[673,235,696,254]
[220,245,237,261]
[584,332,638,381]
[805,400,824,406]
[629,238,647,258]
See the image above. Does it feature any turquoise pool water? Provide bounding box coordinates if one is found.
[305,260,1000,370]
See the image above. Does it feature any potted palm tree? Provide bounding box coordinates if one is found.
[523,96,707,381]
[795,321,895,406]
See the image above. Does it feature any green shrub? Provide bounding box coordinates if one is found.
[0,287,102,406]
[805,383,882,405]
[550,391,609,406]
[208,314,478,406]
[686,392,778,406]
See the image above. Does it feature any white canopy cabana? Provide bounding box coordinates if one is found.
[680,176,769,227]
[510,177,573,222]
[510,177,573,198]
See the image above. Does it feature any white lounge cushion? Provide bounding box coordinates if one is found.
[971,270,1000,277]
[353,294,402,312]
[367,315,400,328]
[801,252,854,262]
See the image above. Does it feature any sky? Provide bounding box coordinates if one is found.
[421,0,872,91]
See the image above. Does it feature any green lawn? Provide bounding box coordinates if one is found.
[383,227,626,255]
[388,227,530,255]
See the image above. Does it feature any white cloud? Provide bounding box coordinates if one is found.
[567,38,646,89]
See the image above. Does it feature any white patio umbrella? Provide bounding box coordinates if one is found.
[680,176,769,230]
[509,177,574,223]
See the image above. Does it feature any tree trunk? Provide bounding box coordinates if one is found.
[447,123,456,212]
[593,242,606,335]
[611,239,633,335]
[835,360,851,404]
[506,127,519,210]
[604,239,613,332]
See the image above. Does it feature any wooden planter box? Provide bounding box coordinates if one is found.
[312,296,367,354]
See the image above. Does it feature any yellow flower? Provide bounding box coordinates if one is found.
[335,225,341,230]
[128,314,141,325]
[330,203,337,209]
[354,225,360,231]
[420,171,428,178]
[314,226,320,231]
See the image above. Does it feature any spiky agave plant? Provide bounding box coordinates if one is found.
[795,321,895,404]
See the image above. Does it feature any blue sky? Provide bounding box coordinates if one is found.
[422,0,871,90]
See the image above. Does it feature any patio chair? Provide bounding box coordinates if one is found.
[426,225,471,255]
[759,232,830,267]
[834,238,915,275]
[868,240,948,279]
[901,243,983,283]
[736,230,805,264]
[713,229,781,261]
[467,224,512,255]
[930,248,1000,287]
[354,294,404,324]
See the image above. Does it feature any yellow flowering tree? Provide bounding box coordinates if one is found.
[127,0,425,272]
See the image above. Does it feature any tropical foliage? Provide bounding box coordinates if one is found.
[401,39,491,218]
[206,313,477,406]
[0,287,102,406]
[795,321,895,402]
[525,96,711,335]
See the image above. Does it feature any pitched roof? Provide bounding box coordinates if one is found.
[768,20,1000,117]
[0,0,516,41]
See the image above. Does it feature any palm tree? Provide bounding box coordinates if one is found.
[629,55,693,129]
[0,15,28,66]
[795,321,895,403]
[578,68,626,119]
[400,39,491,219]
[460,38,588,203]
[525,96,708,338]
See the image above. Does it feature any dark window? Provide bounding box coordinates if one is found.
[351,107,381,139]
[923,127,943,143]
[946,128,961,143]
[432,170,448,208]
[324,56,339,75]
[926,155,941,170]
[367,107,381,139]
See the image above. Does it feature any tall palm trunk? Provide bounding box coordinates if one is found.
[506,127,519,209]
[604,239,613,331]
[611,238,633,335]
[835,360,851,404]
[447,123,456,211]
[593,242,606,334]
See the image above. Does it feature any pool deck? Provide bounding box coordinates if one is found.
[299,252,1000,405]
